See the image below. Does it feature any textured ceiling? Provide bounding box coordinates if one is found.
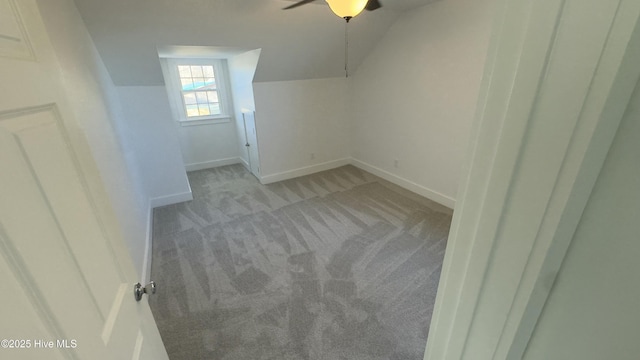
[72,0,439,85]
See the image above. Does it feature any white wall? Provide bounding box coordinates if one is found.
[157,57,242,172]
[229,49,262,167]
[522,83,640,360]
[36,0,149,277]
[175,61,241,171]
[253,78,351,183]
[177,120,241,171]
[33,0,492,281]
[116,86,192,206]
[350,0,494,208]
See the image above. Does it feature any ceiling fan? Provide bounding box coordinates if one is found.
[284,0,382,77]
[284,0,382,21]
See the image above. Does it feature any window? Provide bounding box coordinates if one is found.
[178,65,220,118]
[161,58,232,125]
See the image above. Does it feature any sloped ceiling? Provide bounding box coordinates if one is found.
[72,0,438,85]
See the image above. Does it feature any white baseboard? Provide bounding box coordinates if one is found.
[140,157,453,281]
[148,191,193,208]
[239,157,250,170]
[260,158,351,184]
[258,157,455,208]
[185,157,241,172]
[142,191,193,282]
[350,158,456,209]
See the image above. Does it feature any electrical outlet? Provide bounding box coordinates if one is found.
[310,153,315,160]
[394,159,399,168]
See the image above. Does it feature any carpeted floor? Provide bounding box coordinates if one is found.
[149,164,452,360]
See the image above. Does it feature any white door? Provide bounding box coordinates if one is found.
[0,1,168,359]
[242,111,260,177]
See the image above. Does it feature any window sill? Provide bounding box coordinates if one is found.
[178,116,232,127]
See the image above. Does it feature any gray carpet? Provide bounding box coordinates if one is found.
[149,164,452,360]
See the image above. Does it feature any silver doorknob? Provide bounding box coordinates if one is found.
[134,281,156,302]
[245,143,250,147]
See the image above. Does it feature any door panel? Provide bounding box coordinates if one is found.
[0,0,35,60]
[2,106,123,317]
[0,110,102,358]
[0,1,168,359]
[0,253,67,360]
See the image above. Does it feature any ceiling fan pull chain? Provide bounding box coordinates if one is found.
[345,19,349,78]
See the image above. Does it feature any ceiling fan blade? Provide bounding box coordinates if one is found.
[365,0,382,11]
[283,0,317,10]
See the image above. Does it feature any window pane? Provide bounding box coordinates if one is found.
[207,91,218,103]
[178,66,191,78]
[186,105,199,117]
[181,78,194,91]
[190,66,203,78]
[183,92,197,105]
[177,64,224,119]
[203,78,216,90]
[192,78,206,90]
[195,91,208,104]
[198,104,210,116]
[203,66,214,77]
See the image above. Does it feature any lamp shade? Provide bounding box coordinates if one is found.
[325,0,368,19]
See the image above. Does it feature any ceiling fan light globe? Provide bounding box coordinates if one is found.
[325,0,368,19]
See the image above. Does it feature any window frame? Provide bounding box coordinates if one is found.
[163,58,232,125]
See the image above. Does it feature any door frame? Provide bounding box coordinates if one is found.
[242,111,253,172]
[425,0,640,359]
[0,0,170,358]
[242,110,261,178]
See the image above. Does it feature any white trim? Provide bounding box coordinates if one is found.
[160,58,233,122]
[178,116,232,127]
[142,191,194,282]
[141,155,453,285]
[141,203,154,284]
[425,0,640,359]
[350,158,455,209]
[499,5,640,358]
[239,156,250,170]
[184,157,241,172]
[259,158,350,184]
[131,331,144,360]
[258,157,456,208]
[148,191,193,209]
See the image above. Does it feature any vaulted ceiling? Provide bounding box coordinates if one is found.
[72,0,438,85]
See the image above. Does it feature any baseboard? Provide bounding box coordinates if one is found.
[185,157,241,172]
[240,157,250,170]
[148,191,193,208]
[142,191,193,282]
[139,158,453,280]
[350,158,456,209]
[258,157,455,208]
[260,158,351,184]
